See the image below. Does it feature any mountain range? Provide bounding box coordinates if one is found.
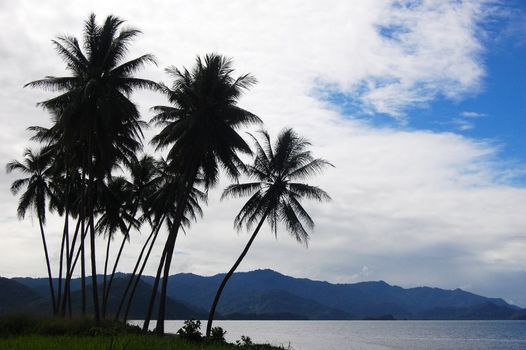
[3,269,524,320]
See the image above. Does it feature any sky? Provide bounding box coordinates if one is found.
[0,0,525,306]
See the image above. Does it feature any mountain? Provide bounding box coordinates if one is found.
[6,276,207,319]
[0,278,43,315]
[10,269,525,320]
[160,269,521,320]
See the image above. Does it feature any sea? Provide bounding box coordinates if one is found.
[133,320,526,350]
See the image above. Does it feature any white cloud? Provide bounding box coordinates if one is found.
[0,0,525,307]
[461,111,487,118]
[452,118,475,130]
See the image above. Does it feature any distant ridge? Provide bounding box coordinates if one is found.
[9,269,526,320]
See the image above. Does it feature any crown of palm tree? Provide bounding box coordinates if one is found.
[222,128,333,244]
[126,155,162,223]
[148,159,208,230]
[6,148,55,223]
[95,176,139,239]
[25,13,158,175]
[150,53,261,188]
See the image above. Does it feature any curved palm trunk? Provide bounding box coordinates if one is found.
[37,212,57,315]
[61,216,82,316]
[154,170,197,335]
[58,172,72,316]
[80,217,87,315]
[142,243,168,332]
[101,234,112,319]
[122,216,164,323]
[64,215,71,315]
[88,209,100,322]
[155,228,181,334]
[86,140,100,323]
[59,212,70,316]
[103,206,139,317]
[56,219,66,315]
[65,222,89,282]
[205,213,268,337]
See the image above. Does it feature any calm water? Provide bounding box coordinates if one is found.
[133,320,526,350]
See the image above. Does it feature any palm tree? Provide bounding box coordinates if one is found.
[148,53,260,334]
[105,155,159,317]
[205,128,332,337]
[95,176,139,318]
[140,160,207,330]
[6,148,58,314]
[25,14,157,322]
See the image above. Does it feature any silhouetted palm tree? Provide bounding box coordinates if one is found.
[105,155,159,318]
[148,54,260,334]
[6,148,57,314]
[140,159,207,330]
[205,128,332,337]
[95,176,139,318]
[25,14,157,322]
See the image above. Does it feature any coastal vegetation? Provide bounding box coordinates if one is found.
[0,315,286,350]
[5,11,331,341]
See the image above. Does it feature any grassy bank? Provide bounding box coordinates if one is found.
[0,335,284,350]
[0,315,287,350]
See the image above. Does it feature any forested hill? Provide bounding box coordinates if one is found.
[9,269,526,320]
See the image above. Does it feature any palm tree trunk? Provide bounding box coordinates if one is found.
[59,212,70,316]
[65,222,89,283]
[115,216,163,321]
[86,140,100,323]
[205,212,268,337]
[88,206,100,322]
[80,217,87,315]
[142,242,168,332]
[154,228,180,334]
[57,214,67,315]
[38,212,57,315]
[101,235,111,319]
[121,216,164,323]
[154,169,198,335]
[57,171,72,316]
[103,205,139,316]
[61,216,81,316]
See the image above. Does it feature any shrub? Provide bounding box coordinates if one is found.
[176,319,203,342]
[236,335,253,346]
[209,326,227,343]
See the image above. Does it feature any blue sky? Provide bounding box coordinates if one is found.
[323,1,526,182]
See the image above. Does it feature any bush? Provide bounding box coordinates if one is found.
[0,314,39,336]
[236,335,253,347]
[209,326,227,343]
[0,314,141,337]
[176,319,203,342]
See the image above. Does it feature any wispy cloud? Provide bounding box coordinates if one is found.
[452,118,476,131]
[317,0,492,117]
[461,111,487,118]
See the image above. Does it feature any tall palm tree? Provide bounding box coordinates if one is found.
[140,160,207,330]
[105,155,159,317]
[205,128,332,337]
[6,148,58,314]
[28,123,80,315]
[95,176,139,318]
[148,54,260,334]
[25,14,157,322]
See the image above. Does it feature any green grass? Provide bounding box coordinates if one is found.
[0,315,287,350]
[0,335,284,350]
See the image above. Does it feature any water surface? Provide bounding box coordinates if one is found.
[134,320,526,350]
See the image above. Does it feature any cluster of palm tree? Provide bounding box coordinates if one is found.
[7,14,332,336]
